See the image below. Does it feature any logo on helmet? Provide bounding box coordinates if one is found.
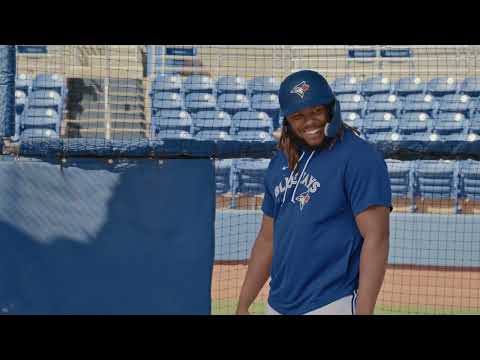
[290,81,310,99]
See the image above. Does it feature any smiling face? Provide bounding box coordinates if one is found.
[286,105,330,147]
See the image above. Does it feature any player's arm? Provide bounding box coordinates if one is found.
[355,205,390,315]
[236,214,274,315]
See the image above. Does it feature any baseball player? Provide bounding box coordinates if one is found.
[236,70,392,315]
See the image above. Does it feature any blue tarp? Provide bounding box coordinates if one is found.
[0,157,215,314]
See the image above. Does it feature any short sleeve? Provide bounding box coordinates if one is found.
[261,157,276,218]
[345,146,392,217]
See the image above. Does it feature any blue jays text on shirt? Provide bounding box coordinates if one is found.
[274,169,321,210]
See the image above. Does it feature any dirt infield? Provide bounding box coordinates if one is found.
[211,263,480,314]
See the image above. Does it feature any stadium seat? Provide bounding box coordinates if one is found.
[331,76,361,95]
[15,90,27,115]
[183,75,215,94]
[214,159,233,195]
[460,77,480,97]
[151,92,184,113]
[32,74,65,96]
[469,113,480,133]
[216,76,247,95]
[361,76,392,96]
[393,76,425,96]
[251,93,280,128]
[27,90,63,112]
[248,77,280,95]
[385,159,414,211]
[185,93,217,114]
[426,77,458,96]
[195,130,233,141]
[432,112,467,135]
[362,112,397,134]
[15,73,32,94]
[21,108,60,131]
[20,128,59,139]
[459,160,480,201]
[151,110,193,134]
[437,94,471,115]
[154,129,193,140]
[402,94,438,117]
[217,94,250,116]
[366,94,403,115]
[193,111,232,134]
[413,160,459,212]
[397,112,432,135]
[341,111,363,130]
[233,158,270,195]
[231,111,273,134]
[366,132,402,143]
[234,131,273,142]
[336,94,366,115]
[152,74,183,93]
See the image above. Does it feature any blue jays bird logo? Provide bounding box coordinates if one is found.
[295,190,311,211]
[290,81,310,99]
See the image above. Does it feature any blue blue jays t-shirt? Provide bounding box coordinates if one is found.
[261,128,392,315]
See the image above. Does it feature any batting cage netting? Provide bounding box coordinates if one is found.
[1,45,480,314]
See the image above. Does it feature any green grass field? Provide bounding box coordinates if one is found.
[212,301,480,315]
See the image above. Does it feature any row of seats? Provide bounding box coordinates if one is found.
[337,93,480,118]
[343,111,480,138]
[14,73,66,138]
[215,159,480,212]
[151,92,281,128]
[153,74,480,98]
[152,74,280,96]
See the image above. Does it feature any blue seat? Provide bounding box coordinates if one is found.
[251,93,280,129]
[248,77,280,95]
[15,73,33,94]
[414,161,459,207]
[185,93,217,114]
[336,94,366,115]
[215,159,233,194]
[385,159,414,210]
[20,128,59,139]
[15,90,27,115]
[216,76,247,95]
[393,76,425,96]
[151,92,184,113]
[195,130,232,141]
[362,112,397,134]
[231,111,273,134]
[21,108,60,131]
[397,112,432,134]
[432,112,467,135]
[460,160,480,201]
[234,130,273,142]
[341,111,363,130]
[152,74,183,93]
[154,129,193,140]
[217,93,250,116]
[183,75,215,94]
[469,113,480,133]
[366,94,403,115]
[426,77,458,96]
[32,74,65,96]
[361,76,392,96]
[193,111,232,134]
[331,76,361,95]
[151,110,193,134]
[27,90,62,112]
[402,94,438,117]
[233,158,270,195]
[460,77,480,97]
[437,94,471,115]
